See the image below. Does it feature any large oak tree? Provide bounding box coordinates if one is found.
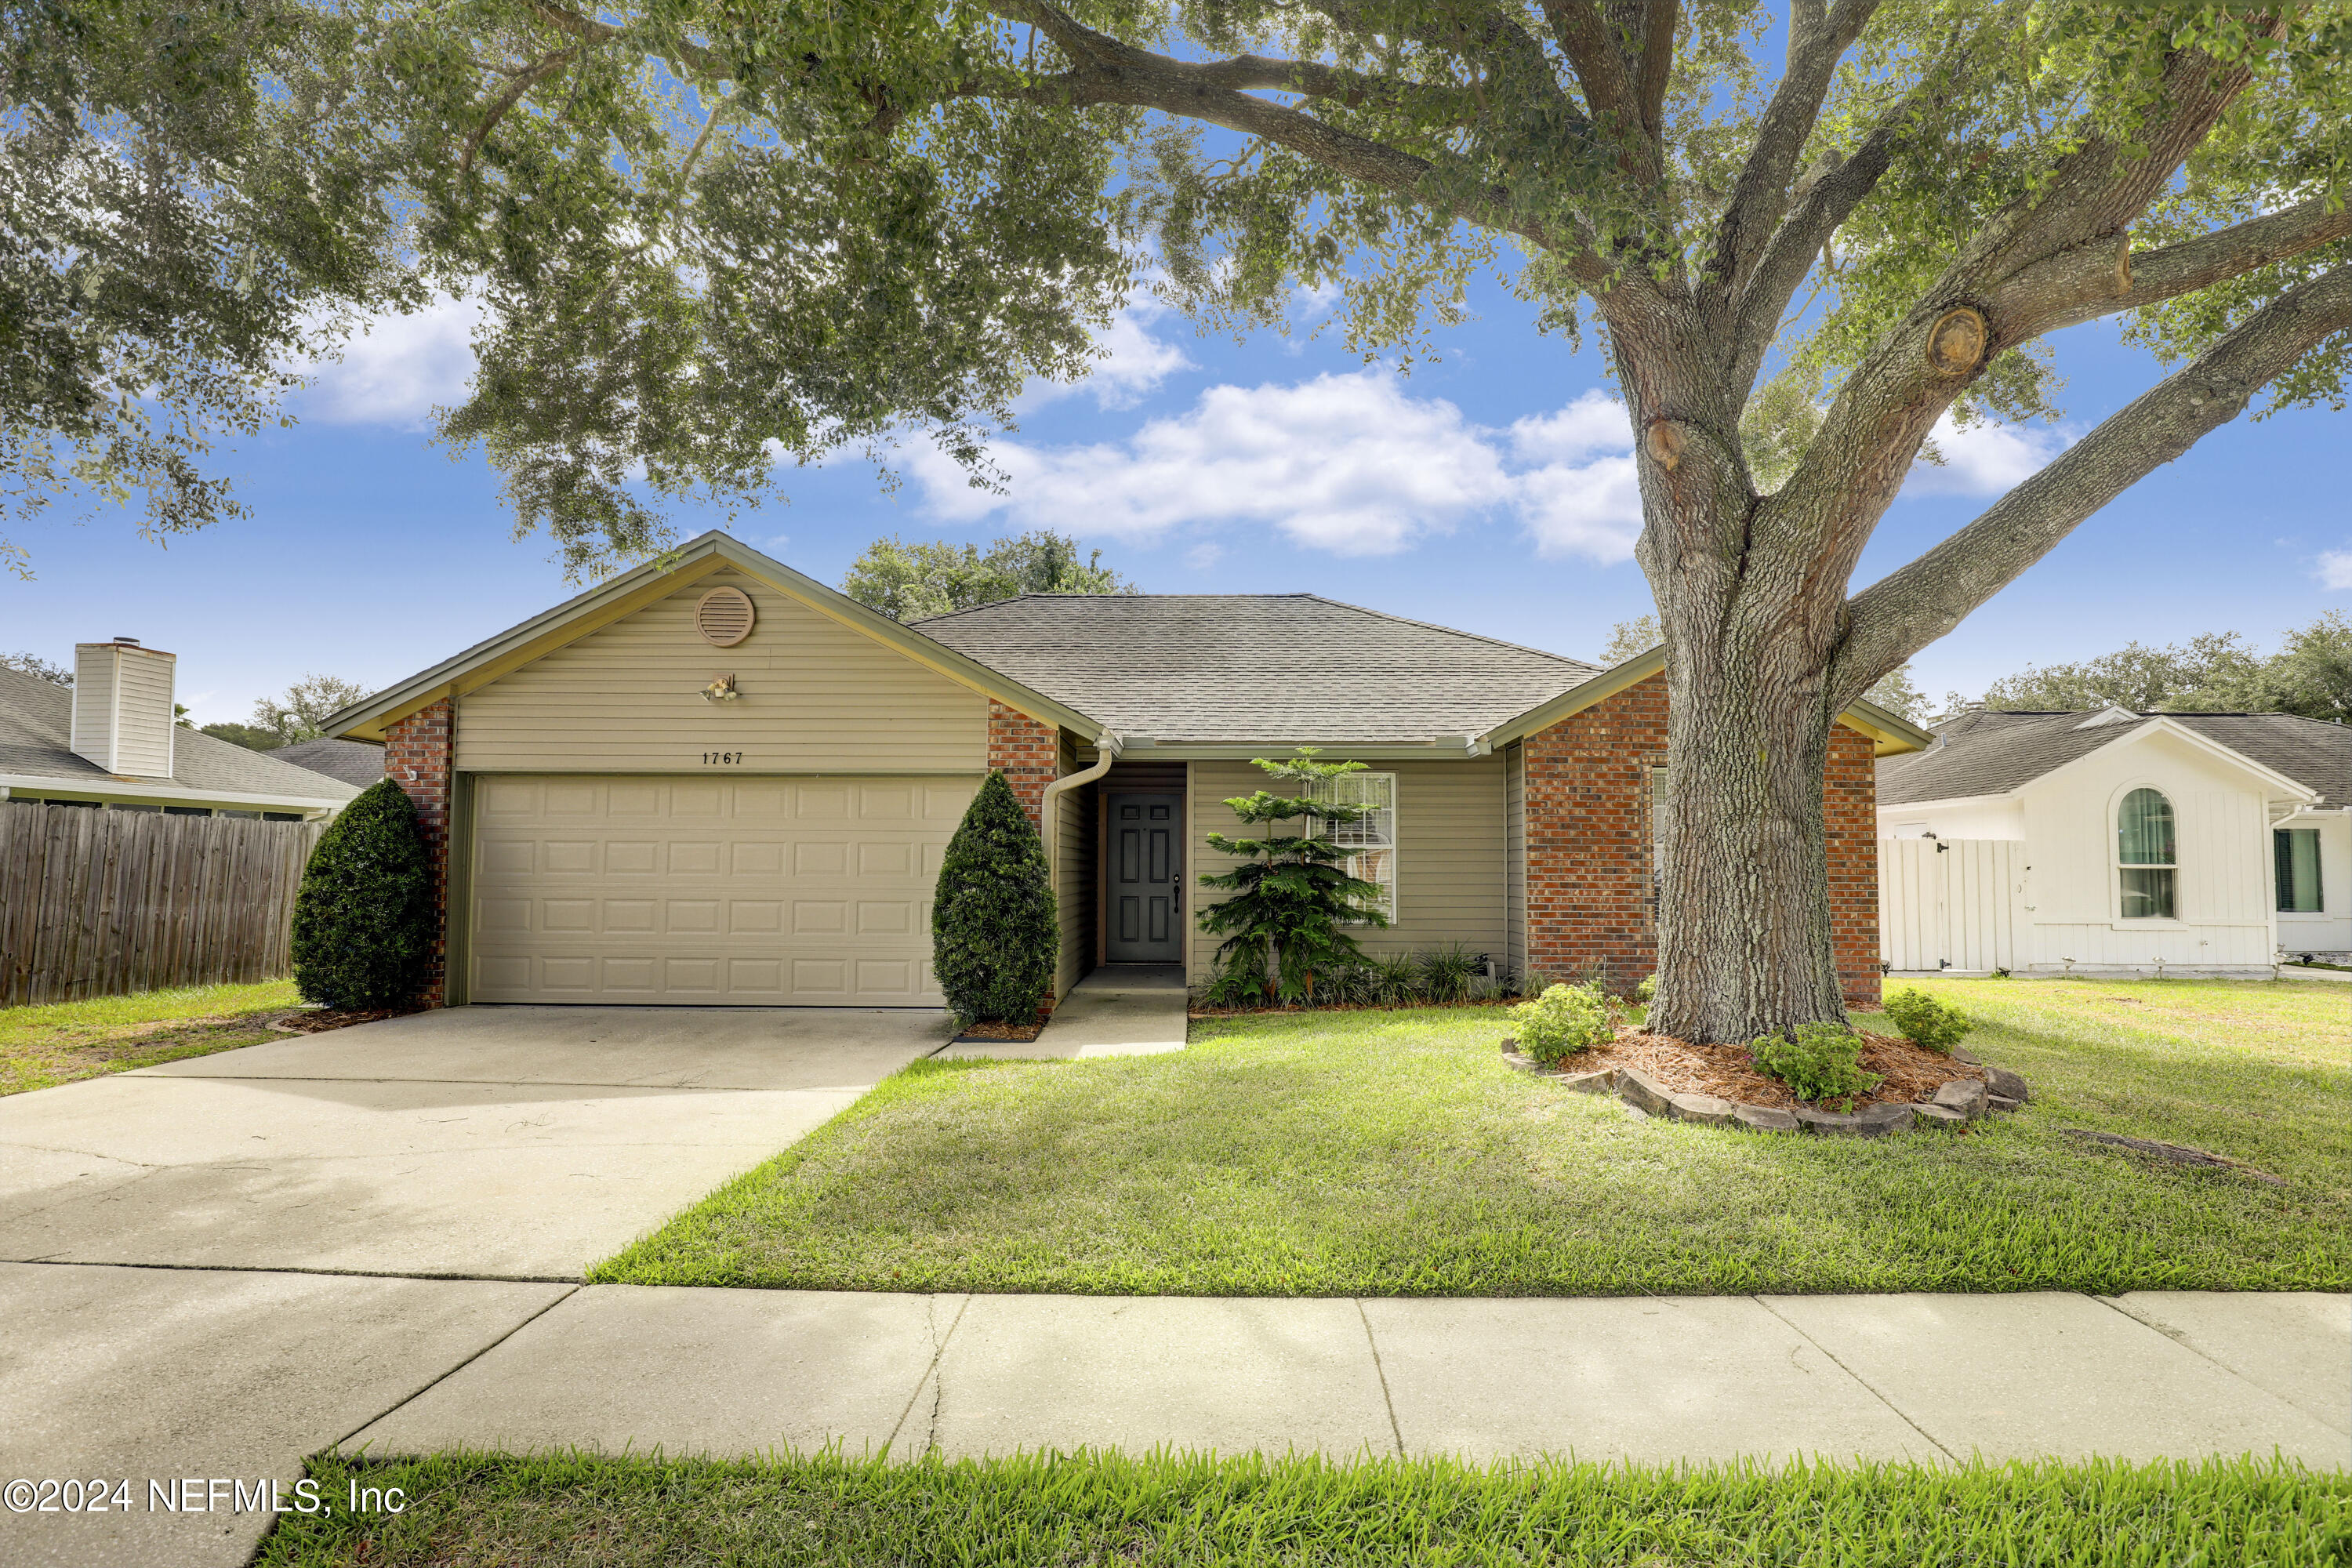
[45,0,2352,1040]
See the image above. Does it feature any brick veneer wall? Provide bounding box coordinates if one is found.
[986,701,1058,829]
[985,700,1062,1018]
[1521,673,1882,1007]
[1824,722,1882,1006]
[384,699,453,1008]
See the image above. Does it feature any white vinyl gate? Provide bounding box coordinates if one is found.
[1878,838,2026,974]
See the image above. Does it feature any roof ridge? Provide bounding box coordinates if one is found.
[1289,593,1600,670]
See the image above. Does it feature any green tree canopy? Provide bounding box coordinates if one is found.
[844,529,1139,620]
[252,674,371,745]
[2,0,412,577]
[1960,612,2350,721]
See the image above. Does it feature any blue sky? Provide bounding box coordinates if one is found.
[5,276,2344,728]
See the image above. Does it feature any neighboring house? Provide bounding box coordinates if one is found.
[1,642,359,820]
[325,532,1929,1011]
[271,736,389,789]
[1877,706,2350,975]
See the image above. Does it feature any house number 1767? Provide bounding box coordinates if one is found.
[702,751,744,764]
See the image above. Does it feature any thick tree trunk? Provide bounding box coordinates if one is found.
[1611,308,1858,1045]
[1643,608,1848,1044]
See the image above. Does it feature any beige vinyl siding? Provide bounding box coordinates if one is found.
[1054,735,1097,997]
[456,569,989,773]
[1188,756,1508,977]
[1504,741,1526,983]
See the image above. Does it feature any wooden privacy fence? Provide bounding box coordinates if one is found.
[0,804,325,1007]
[1878,837,2026,975]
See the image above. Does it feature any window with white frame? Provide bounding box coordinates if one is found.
[1310,771,1396,924]
[1650,764,1671,917]
[2115,786,2177,920]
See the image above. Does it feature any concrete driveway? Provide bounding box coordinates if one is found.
[0,1005,946,1567]
[0,1005,949,1279]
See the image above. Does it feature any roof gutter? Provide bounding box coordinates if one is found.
[0,774,351,814]
[1040,733,1123,994]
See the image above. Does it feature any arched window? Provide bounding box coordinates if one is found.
[2116,787,2176,920]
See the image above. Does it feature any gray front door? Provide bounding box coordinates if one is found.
[1105,793,1183,962]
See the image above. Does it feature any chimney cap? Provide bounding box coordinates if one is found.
[114,637,140,646]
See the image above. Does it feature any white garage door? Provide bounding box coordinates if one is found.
[469,775,977,1004]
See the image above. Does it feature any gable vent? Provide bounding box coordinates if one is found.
[695,586,756,647]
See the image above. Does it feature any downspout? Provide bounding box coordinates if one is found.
[1041,731,1122,993]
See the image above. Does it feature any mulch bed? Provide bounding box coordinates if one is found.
[1189,998,1513,1020]
[954,1019,1046,1043]
[1563,1027,1981,1111]
[268,1006,426,1035]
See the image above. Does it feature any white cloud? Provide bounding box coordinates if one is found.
[293,293,483,427]
[1018,299,1194,413]
[913,372,1642,563]
[1185,541,1225,570]
[2317,549,2352,590]
[1904,413,2071,497]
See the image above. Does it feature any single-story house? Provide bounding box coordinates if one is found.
[1,643,359,820]
[271,736,390,789]
[324,532,1929,1010]
[1876,706,2350,974]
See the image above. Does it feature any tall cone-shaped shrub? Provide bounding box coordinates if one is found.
[290,778,434,1010]
[932,770,1057,1025]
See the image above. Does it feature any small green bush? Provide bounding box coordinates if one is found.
[290,779,434,1010]
[1751,1022,1882,1109]
[932,771,1058,1025]
[1882,987,1973,1053]
[1634,974,1657,1003]
[1509,983,1610,1065]
[1417,944,1483,1004]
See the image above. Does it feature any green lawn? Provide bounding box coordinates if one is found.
[0,979,300,1096]
[256,1450,2349,1567]
[595,978,2350,1297]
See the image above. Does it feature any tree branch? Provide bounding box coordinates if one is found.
[1828,263,2352,707]
[518,0,721,78]
[1540,0,1639,121]
[459,45,579,179]
[1704,0,1881,304]
[1955,16,2288,292]
[984,2,1596,269]
[1631,0,1677,135]
[1723,64,1946,391]
[1987,195,2352,340]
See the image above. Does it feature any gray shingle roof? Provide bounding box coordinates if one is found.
[270,736,387,789]
[1878,708,2350,807]
[0,668,360,803]
[911,594,1602,744]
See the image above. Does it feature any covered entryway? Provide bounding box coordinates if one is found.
[469,774,976,1004]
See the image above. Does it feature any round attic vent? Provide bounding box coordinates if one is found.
[695,586,755,647]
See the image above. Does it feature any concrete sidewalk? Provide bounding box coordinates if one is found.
[344,1285,2352,1468]
[940,964,1189,1060]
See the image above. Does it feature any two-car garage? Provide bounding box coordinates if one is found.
[467,775,977,1004]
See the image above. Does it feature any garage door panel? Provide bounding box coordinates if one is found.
[469,775,974,1004]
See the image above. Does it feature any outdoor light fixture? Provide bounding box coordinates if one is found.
[701,674,740,702]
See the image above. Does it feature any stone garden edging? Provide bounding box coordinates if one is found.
[1501,1040,2031,1136]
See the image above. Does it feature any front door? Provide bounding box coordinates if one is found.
[1105,792,1183,962]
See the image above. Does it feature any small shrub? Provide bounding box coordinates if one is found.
[1750,1022,1882,1109]
[1882,987,1973,1053]
[1199,958,1267,1011]
[1634,974,1657,1003]
[1510,983,1611,1065]
[932,771,1057,1025]
[1417,944,1483,1004]
[1370,953,1421,1006]
[291,779,435,1011]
